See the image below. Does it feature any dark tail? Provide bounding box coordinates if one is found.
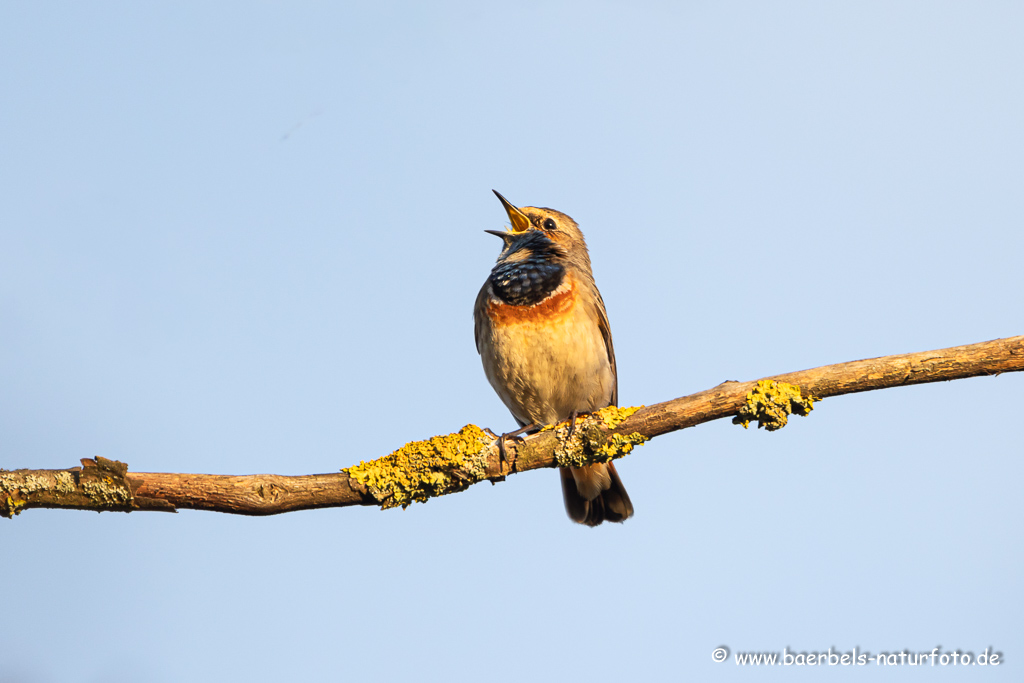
[560,462,633,527]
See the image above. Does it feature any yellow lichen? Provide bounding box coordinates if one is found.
[2,494,26,518]
[553,406,648,468]
[553,426,588,468]
[594,405,643,430]
[733,380,818,431]
[343,425,493,509]
[542,405,641,434]
[595,432,649,459]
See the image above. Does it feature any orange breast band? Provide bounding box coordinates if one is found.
[487,281,578,327]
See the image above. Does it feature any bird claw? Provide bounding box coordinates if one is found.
[496,424,536,474]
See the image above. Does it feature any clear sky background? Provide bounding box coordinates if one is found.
[2,2,1021,681]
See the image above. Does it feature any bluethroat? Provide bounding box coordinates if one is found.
[475,190,633,526]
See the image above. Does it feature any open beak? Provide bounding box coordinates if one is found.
[491,190,532,235]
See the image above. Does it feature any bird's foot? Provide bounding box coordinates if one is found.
[567,411,586,438]
[496,423,537,474]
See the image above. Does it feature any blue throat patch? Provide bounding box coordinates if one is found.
[489,232,566,306]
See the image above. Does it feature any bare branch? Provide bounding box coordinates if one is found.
[2,335,1021,518]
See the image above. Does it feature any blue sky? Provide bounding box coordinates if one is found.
[2,2,1021,681]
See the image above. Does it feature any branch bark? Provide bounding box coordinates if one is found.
[3,335,1021,518]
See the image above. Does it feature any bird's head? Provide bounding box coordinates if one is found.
[486,190,591,273]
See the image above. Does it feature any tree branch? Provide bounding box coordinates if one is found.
[3,335,1021,518]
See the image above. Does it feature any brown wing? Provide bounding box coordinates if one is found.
[591,284,618,407]
[473,281,491,355]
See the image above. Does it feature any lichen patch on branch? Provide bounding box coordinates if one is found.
[552,406,649,468]
[79,457,136,507]
[595,405,643,429]
[2,469,80,517]
[595,433,649,459]
[733,380,818,431]
[0,457,135,518]
[0,471,54,515]
[342,425,493,509]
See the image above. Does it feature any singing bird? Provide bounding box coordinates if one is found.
[474,191,633,526]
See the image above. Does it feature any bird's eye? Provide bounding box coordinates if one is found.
[543,218,557,231]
